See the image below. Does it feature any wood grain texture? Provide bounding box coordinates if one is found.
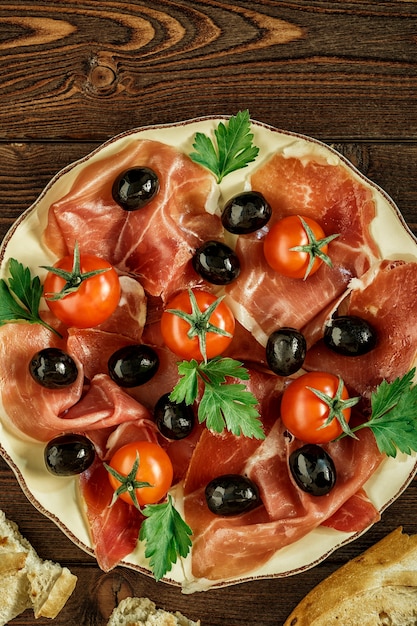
[1,2,417,626]
[0,1,416,139]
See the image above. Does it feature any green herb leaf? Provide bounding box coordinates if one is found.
[200,381,264,438]
[170,359,200,405]
[189,110,259,183]
[0,259,61,337]
[170,357,265,440]
[345,368,417,458]
[139,496,192,581]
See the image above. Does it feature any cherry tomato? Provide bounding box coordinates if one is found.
[263,215,332,279]
[44,253,120,328]
[160,289,235,360]
[108,441,173,506]
[280,371,353,444]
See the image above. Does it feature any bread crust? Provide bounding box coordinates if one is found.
[284,527,417,626]
[107,597,201,626]
[0,510,77,625]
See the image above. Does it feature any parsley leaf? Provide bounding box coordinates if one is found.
[0,258,61,337]
[139,496,192,581]
[170,357,265,440]
[346,368,417,458]
[189,110,259,183]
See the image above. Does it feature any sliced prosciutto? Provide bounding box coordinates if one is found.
[0,316,154,441]
[184,418,383,581]
[0,322,84,441]
[304,260,417,397]
[322,488,380,532]
[43,139,221,301]
[225,152,381,344]
[79,458,143,571]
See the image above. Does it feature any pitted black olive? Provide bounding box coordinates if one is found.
[266,328,306,376]
[324,315,377,356]
[289,444,336,496]
[205,474,261,516]
[221,191,272,234]
[154,393,195,440]
[29,348,78,389]
[108,344,159,388]
[112,167,159,211]
[192,240,240,285]
[44,434,96,476]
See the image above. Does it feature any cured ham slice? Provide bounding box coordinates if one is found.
[304,260,417,397]
[322,488,380,532]
[225,152,380,344]
[79,458,143,571]
[44,139,221,301]
[0,322,84,441]
[185,421,383,581]
[0,318,153,441]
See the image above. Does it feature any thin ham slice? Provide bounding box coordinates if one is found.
[44,139,221,301]
[304,260,417,397]
[322,488,380,532]
[0,322,84,441]
[0,317,152,441]
[185,420,383,581]
[225,152,380,344]
[79,458,143,571]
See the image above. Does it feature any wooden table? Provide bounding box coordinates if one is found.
[1,2,417,624]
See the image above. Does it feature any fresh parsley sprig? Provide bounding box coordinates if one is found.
[170,357,265,440]
[139,496,193,581]
[0,258,61,337]
[105,459,192,582]
[189,110,259,183]
[340,368,417,458]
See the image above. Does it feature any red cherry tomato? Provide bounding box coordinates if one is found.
[44,253,120,328]
[263,215,330,279]
[108,441,174,506]
[160,288,235,360]
[280,371,352,444]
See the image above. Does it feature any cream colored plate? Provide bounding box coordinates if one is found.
[1,118,417,593]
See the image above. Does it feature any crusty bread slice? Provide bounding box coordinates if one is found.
[107,597,201,626]
[0,509,77,625]
[284,527,417,626]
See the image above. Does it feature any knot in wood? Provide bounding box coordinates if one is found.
[87,51,118,95]
[94,572,134,619]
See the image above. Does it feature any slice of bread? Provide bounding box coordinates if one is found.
[0,509,77,625]
[284,527,417,626]
[107,597,201,626]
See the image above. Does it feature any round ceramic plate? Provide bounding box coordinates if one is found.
[1,117,417,593]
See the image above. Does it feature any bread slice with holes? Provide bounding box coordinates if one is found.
[0,509,77,625]
[107,596,201,626]
[284,527,417,626]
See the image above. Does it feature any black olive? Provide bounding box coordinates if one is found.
[154,393,195,440]
[44,434,96,476]
[324,315,377,356]
[221,191,272,234]
[205,474,261,516]
[289,444,336,496]
[266,328,306,376]
[108,344,159,388]
[192,240,240,285]
[29,348,78,389]
[112,167,159,211]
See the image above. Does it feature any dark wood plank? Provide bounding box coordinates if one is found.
[0,1,417,140]
[1,2,417,625]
